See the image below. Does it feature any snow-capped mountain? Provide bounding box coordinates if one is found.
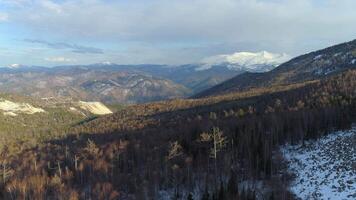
[199,51,291,72]
[6,64,25,68]
[195,39,356,98]
[0,51,291,103]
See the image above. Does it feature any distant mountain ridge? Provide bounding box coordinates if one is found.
[0,65,191,103]
[0,51,285,104]
[195,39,356,98]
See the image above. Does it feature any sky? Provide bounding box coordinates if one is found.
[0,0,356,67]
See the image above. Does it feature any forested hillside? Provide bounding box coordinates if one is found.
[0,95,115,156]
[1,69,355,199]
[0,68,190,104]
[2,0,356,199]
[196,39,356,98]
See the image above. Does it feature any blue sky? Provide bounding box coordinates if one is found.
[0,0,356,67]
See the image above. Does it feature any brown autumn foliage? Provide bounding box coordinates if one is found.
[0,70,356,199]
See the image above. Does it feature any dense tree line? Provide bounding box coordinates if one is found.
[0,70,356,199]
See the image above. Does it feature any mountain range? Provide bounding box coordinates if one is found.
[1,39,356,199]
[0,51,285,104]
[195,39,356,97]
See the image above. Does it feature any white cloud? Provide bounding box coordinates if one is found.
[10,1,355,41]
[3,0,356,64]
[45,57,76,62]
[0,12,8,22]
[40,0,62,14]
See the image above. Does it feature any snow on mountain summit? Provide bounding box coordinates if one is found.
[199,51,291,71]
[7,64,24,68]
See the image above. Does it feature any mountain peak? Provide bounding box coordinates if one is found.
[199,51,291,71]
[195,39,356,98]
[7,64,25,69]
[101,61,114,65]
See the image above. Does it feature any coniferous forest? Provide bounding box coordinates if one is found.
[0,69,355,199]
[1,1,356,199]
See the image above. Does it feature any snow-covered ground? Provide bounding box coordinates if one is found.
[281,128,356,199]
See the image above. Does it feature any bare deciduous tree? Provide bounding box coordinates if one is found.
[167,141,183,160]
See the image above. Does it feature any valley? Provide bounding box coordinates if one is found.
[0,51,284,105]
[0,41,356,200]
[0,39,355,198]
[2,1,356,199]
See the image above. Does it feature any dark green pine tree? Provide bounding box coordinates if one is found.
[269,192,275,200]
[187,193,194,200]
[240,187,246,200]
[172,188,180,200]
[227,172,238,199]
[201,184,210,200]
[201,189,210,200]
[218,182,225,200]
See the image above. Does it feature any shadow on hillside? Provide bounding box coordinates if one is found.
[47,82,316,150]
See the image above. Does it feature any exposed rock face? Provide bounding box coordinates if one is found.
[0,99,45,116]
[78,101,113,115]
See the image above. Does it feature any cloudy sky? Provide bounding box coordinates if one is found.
[0,0,356,66]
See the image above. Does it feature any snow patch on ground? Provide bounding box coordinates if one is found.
[334,52,342,57]
[281,128,356,199]
[313,54,323,60]
[313,67,336,76]
[78,101,113,115]
[0,99,45,116]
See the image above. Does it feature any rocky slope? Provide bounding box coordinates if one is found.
[0,94,112,117]
[77,101,113,115]
[0,99,45,116]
